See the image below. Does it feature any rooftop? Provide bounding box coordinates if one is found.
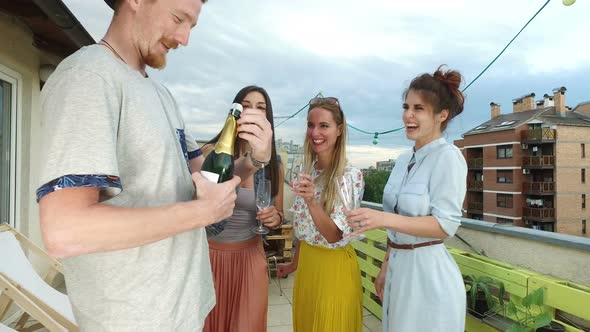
[463,106,590,137]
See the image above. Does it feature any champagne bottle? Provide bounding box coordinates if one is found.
[202,103,242,237]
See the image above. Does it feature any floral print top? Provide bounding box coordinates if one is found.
[292,165,364,248]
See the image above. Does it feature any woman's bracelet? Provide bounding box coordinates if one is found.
[275,211,284,228]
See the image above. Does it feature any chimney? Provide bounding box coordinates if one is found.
[490,102,501,118]
[536,99,544,109]
[522,93,535,111]
[513,93,536,112]
[512,98,522,113]
[553,86,567,116]
[543,93,554,107]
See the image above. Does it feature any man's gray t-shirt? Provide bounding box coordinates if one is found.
[37,45,214,331]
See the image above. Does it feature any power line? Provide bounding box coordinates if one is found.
[461,0,551,92]
[275,92,322,128]
[275,0,553,144]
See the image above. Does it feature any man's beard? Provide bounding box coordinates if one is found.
[144,38,179,69]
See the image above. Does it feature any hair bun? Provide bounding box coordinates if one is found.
[433,65,464,117]
[433,65,461,92]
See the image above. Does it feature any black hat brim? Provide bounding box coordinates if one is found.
[104,0,115,9]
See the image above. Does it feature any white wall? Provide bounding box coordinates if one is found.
[0,12,62,252]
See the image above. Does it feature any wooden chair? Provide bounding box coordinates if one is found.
[265,224,294,295]
[0,224,78,331]
[0,321,17,332]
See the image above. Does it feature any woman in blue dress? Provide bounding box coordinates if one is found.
[347,65,467,331]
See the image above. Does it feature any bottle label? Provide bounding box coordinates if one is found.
[201,170,220,183]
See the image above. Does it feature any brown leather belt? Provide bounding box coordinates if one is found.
[388,238,443,250]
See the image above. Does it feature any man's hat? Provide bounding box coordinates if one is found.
[104,0,115,9]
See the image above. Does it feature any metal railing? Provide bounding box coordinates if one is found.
[467,201,483,211]
[523,207,555,220]
[467,180,484,191]
[522,182,555,194]
[467,158,483,169]
[521,128,556,141]
[522,155,555,167]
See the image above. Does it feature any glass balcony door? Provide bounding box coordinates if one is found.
[0,70,16,227]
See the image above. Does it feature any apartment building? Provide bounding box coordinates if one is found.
[376,159,395,172]
[455,87,590,237]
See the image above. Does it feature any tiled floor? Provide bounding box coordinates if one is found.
[267,274,382,332]
[5,275,382,332]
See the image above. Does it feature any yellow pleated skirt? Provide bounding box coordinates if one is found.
[293,241,363,332]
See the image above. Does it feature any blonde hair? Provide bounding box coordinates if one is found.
[303,102,347,213]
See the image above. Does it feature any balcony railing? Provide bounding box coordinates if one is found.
[467,158,483,169]
[521,128,557,142]
[522,155,555,168]
[467,180,483,191]
[522,182,555,194]
[353,202,590,332]
[523,207,555,220]
[467,201,483,212]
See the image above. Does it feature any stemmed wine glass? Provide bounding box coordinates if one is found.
[288,159,305,213]
[252,178,271,235]
[335,173,364,240]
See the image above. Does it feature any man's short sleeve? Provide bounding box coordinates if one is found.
[36,68,122,202]
[184,130,202,160]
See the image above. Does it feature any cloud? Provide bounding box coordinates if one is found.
[61,0,590,165]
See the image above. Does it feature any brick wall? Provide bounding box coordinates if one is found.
[556,220,588,238]
[554,125,590,236]
[462,129,520,146]
[483,192,522,218]
[485,169,523,192]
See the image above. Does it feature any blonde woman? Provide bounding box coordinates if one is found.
[278,97,364,332]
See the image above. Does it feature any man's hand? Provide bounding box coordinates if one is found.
[192,172,240,225]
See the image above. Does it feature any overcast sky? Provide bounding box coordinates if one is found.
[63,0,590,168]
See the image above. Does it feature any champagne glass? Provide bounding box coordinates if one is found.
[290,164,302,187]
[252,179,271,235]
[287,159,304,213]
[335,173,364,241]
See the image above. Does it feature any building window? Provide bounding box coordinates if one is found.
[583,194,587,210]
[582,144,586,158]
[497,170,513,183]
[497,194,513,208]
[497,145,513,159]
[583,220,587,234]
[0,76,14,227]
[583,169,586,184]
[496,217,512,223]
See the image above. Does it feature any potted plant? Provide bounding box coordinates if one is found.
[464,274,506,319]
[507,287,565,332]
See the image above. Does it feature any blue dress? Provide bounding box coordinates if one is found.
[381,138,467,331]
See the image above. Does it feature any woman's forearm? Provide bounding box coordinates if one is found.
[306,200,343,243]
[383,213,448,239]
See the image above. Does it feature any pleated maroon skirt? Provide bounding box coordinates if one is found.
[203,237,269,332]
